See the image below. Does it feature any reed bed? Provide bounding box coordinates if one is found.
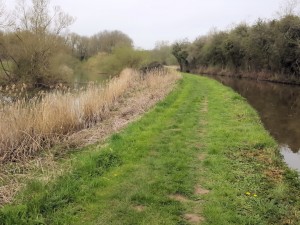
[0,68,180,163]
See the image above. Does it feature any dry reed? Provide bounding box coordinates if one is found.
[0,68,180,163]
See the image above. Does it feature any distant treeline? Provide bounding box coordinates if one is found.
[172,14,300,83]
[0,0,176,87]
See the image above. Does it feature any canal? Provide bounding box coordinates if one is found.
[209,75,300,172]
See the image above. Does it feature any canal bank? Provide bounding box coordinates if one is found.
[207,74,300,172]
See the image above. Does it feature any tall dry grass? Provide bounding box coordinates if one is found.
[0,68,180,163]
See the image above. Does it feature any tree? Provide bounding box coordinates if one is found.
[276,15,300,75]
[204,31,228,68]
[172,40,190,72]
[222,24,248,70]
[98,46,149,75]
[277,0,300,17]
[151,41,177,65]
[89,30,133,55]
[67,33,90,60]
[2,0,74,86]
[66,30,133,60]
[0,0,12,29]
[0,0,14,81]
[187,36,209,69]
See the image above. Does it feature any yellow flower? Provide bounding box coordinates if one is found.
[245,192,251,196]
[253,194,257,197]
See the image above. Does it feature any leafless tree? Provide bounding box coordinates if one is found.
[0,0,13,29]
[277,0,300,17]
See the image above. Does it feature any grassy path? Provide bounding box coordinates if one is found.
[1,74,300,224]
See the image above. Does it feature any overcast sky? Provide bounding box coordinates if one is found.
[7,0,289,49]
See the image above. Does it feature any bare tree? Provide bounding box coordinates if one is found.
[76,35,89,60]
[13,0,74,34]
[0,0,13,29]
[67,32,80,55]
[277,0,300,17]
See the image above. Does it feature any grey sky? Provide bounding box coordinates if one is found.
[8,0,288,49]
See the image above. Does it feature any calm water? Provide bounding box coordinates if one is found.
[208,75,300,172]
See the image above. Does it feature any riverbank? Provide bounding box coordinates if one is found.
[192,67,300,86]
[1,74,300,224]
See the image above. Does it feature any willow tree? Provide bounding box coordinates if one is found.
[4,0,74,86]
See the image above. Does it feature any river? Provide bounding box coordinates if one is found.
[207,75,300,172]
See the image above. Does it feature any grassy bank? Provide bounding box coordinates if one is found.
[1,74,300,224]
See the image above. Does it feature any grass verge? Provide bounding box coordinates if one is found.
[196,75,300,224]
[1,74,300,224]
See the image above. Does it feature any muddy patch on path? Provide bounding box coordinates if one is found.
[133,205,146,212]
[197,154,206,161]
[169,194,191,203]
[184,213,205,223]
[195,186,210,195]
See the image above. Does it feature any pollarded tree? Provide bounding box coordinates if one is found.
[4,0,74,86]
[172,40,190,72]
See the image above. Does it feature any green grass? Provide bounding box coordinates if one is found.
[1,74,300,224]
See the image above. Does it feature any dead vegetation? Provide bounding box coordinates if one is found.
[0,68,179,163]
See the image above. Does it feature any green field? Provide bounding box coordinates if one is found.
[1,74,300,225]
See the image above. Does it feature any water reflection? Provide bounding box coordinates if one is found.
[281,145,300,171]
[208,75,300,171]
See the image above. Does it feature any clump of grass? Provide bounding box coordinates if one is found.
[0,68,180,163]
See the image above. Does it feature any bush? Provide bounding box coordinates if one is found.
[98,46,150,75]
[184,14,300,80]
